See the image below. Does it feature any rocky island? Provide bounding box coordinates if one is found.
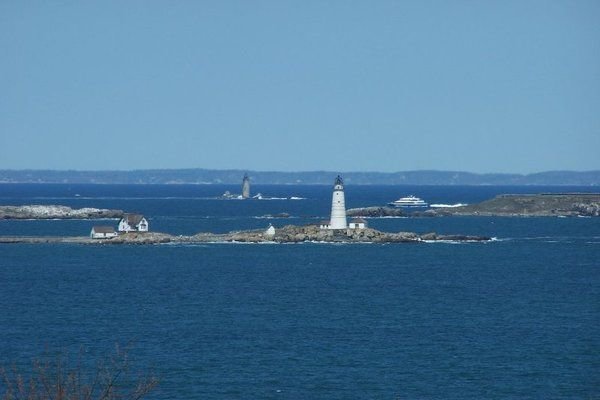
[348,193,600,218]
[428,193,600,217]
[0,176,496,245]
[347,206,407,218]
[0,224,491,245]
[0,205,125,219]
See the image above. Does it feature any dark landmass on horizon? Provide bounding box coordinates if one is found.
[0,169,598,186]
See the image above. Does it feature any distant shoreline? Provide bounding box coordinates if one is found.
[3,193,599,220]
[1,182,599,187]
[1,169,598,186]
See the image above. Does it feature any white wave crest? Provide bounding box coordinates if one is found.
[429,203,468,208]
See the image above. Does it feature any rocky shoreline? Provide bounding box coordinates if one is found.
[0,205,124,219]
[347,206,407,218]
[348,193,600,218]
[4,193,598,220]
[0,225,491,245]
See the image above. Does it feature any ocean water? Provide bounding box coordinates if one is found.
[0,184,598,399]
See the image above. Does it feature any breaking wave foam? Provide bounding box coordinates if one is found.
[429,203,468,208]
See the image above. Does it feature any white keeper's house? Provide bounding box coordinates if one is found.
[118,214,149,232]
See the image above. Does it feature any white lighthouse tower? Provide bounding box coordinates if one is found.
[328,175,347,229]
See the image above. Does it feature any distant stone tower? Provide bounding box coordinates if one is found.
[242,174,251,199]
[329,175,347,229]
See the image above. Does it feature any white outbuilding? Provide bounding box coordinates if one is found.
[319,220,331,229]
[90,226,118,239]
[265,224,276,237]
[349,218,367,230]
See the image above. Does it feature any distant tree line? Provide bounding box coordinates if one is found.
[0,169,598,185]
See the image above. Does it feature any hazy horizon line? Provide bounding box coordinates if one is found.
[1,168,599,175]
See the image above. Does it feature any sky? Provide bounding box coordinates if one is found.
[1,1,599,173]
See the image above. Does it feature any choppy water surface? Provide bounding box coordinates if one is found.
[0,184,598,399]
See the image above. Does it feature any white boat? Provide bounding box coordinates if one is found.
[388,195,428,207]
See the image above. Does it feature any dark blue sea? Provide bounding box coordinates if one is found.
[1,184,598,399]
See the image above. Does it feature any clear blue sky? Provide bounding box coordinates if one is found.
[1,1,598,173]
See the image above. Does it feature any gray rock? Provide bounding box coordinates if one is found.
[430,193,600,217]
[0,205,125,219]
[346,207,405,217]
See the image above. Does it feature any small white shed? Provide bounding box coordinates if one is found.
[265,224,276,237]
[90,226,118,239]
[349,218,367,229]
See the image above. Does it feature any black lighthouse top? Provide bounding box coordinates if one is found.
[334,175,344,186]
